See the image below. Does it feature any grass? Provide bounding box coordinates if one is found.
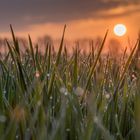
[0,25,140,140]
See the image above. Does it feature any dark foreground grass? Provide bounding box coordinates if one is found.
[0,26,140,140]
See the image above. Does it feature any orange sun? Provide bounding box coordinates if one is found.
[114,24,127,37]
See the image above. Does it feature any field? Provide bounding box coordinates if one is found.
[0,25,140,140]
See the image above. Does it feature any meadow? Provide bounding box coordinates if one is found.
[0,25,140,140]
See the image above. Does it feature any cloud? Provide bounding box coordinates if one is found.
[96,4,140,18]
[0,0,139,31]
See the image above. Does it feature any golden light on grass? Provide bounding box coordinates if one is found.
[114,24,127,37]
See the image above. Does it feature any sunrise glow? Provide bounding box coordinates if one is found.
[114,24,127,37]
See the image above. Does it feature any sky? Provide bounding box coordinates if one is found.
[0,0,140,42]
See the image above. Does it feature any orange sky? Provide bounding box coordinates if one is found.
[1,3,140,45]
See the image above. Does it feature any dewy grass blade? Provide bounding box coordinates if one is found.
[81,30,108,102]
[6,40,17,64]
[10,25,20,57]
[47,25,66,97]
[28,35,36,68]
[113,40,139,99]
[73,47,78,88]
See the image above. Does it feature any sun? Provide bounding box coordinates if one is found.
[114,24,127,37]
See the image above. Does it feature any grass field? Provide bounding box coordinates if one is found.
[0,25,140,140]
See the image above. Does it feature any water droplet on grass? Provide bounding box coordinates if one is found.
[64,92,68,96]
[0,115,6,122]
[47,73,50,77]
[105,94,110,99]
[66,128,70,132]
[50,96,53,100]
[94,116,99,123]
[35,71,40,78]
